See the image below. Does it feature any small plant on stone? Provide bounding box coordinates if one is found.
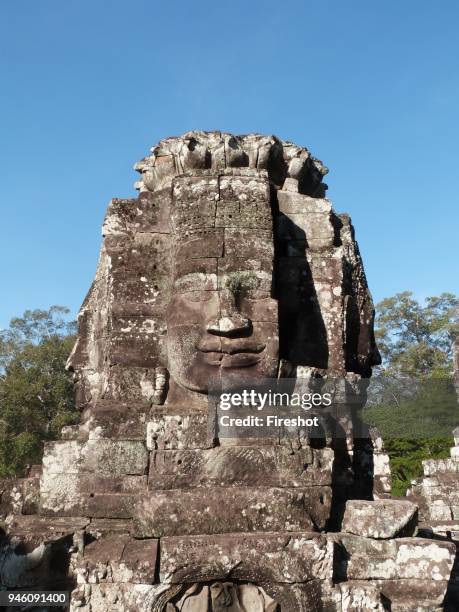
[225,272,257,307]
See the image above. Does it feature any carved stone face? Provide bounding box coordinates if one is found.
[67,133,381,407]
[165,173,279,396]
[166,231,279,394]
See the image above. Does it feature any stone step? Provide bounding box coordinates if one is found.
[148,445,333,489]
[133,485,331,537]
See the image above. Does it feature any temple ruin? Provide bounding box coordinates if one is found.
[1,131,457,611]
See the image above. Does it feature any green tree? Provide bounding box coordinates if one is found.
[365,292,459,495]
[0,307,79,477]
[375,291,458,377]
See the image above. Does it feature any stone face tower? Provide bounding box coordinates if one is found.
[1,132,456,611]
[67,131,380,411]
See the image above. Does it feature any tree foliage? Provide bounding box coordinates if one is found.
[366,292,459,495]
[0,307,79,477]
[364,377,456,495]
[375,291,459,377]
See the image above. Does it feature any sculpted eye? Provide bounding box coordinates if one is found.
[243,289,271,301]
[182,291,213,303]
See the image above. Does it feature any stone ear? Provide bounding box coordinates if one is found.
[150,367,169,405]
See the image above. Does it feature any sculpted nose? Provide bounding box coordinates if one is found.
[207,289,251,337]
[207,314,251,336]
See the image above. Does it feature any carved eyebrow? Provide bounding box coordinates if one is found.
[173,271,272,293]
[219,270,272,290]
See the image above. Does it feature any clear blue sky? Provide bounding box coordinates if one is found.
[1,1,458,328]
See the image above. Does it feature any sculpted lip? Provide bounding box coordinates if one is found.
[220,352,263,368]
[199,345,266,367]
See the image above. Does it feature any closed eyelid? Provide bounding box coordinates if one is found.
[243,290,272,300]
[173,272,217,292]
[178,290,215,302]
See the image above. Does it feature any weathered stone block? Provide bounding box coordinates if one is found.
[219,174,270,203]
[334,536,454,602]
[42,441,82,475]
[342,499,418,538]
[74,534,157,584]
[160,532,332,585]
[70,582,160,612]
[133,486,331,537]
[329,532,398,557]
[80,440,148,477]
[78,475,147,495]
[102,366,162,402]
[146,412,214,450]
[40,480,135,522]
[148,446,333,489]
[376,578,451,609]
[175,228,224,259]
[429,499,453,521]
[40,476,137,518]
[40,472,80,514]
[339,581,385,611]
[102,198,137,236]
[5,515,89,550]
[40,438,147,516]
[278,191,332,215]
[277,212,335,249]
[43,439,148,479]
[80,402,149,440]
[224,228,273,259]
[347,554,397,580]
[423,457,459,475]
[394,537,455,581]
[1,478,35,519]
